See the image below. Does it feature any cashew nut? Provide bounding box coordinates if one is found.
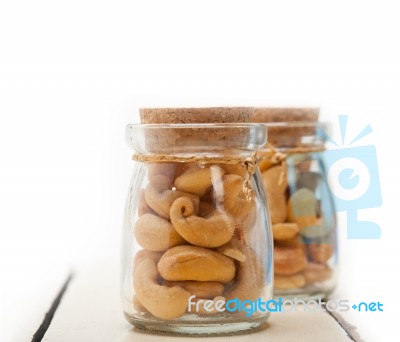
[262,165,288,224]
[174,165,224,197]
[157,245,236,283]
[274,246,307,275]
[144,175,199,219]
[170,197,235,248]
[134,258,191,319]
[216,237,246,262]
[134,213,186,251]
[275,236,305,250]
[272,223,299,241]
[163,280,224,299]
[220,174,255,220]
[225,246,265,301]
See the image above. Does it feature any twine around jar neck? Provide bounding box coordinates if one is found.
[131,144,325,200]
[262,142,326,185]
[132,152,262,202]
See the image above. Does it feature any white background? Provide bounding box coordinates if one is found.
[0,0,399,341]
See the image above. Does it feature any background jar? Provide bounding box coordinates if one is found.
[121,123,273,335]
[253,110,337,300]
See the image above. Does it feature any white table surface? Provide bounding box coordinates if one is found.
[38,260,357,342]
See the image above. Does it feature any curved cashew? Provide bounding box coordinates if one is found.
[157,245,235,283]
[274,246,307,275]
[144,175,199,219]
[134,258,191,320]
[216,237,246,262]
[163,280,224,299]
[262,165,288,224]
[220,174,255,220]
[174,165,224,197]
[272,223,299,241]
[170,197,235,248]
[134,213,186,251]
[225,246,265,301]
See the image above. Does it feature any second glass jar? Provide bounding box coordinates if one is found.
[258,121,338,300]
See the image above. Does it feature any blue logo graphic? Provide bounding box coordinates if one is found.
[321,115,382,239]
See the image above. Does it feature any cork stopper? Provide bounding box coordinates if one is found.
[140,107,253,124]
[251,108,320,147]
[139,107,254,153]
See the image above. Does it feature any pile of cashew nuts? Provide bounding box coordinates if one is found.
[133,162,265,319]
[261,163,333,291]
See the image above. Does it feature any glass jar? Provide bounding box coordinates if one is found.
[258,121,337,300]
[121,123,273,335]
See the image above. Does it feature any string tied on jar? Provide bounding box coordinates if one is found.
[132,151,262,202]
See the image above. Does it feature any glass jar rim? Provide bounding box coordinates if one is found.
[126,123,268,153]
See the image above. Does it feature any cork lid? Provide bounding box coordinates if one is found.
[252,107,319,123]
[251,108,320,147]
[137,107,257,153]
[140,107,253,124]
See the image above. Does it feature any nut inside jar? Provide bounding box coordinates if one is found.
[261,156,335,294]
[133,161,267,320]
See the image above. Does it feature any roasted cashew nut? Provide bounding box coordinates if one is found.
[157,245,236,283]
[272,223,299,241]
[262,165,288,224]
[170,197,235,248]
[133,258,191,320]
[144,175,200,219]
[134,213,186,251]
[174,165,224,197]
[274,246,307,275]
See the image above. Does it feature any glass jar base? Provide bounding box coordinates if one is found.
[124,312,270,336]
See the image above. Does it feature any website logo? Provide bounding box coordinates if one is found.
[321,115,382,239]
[188,296,384,316]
